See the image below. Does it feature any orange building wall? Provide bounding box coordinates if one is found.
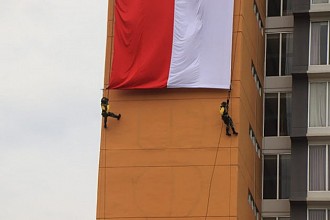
[97,0,265,219]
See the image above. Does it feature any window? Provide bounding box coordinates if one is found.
[266,33,293,76]
[312,0,329,4]
[263,154,291,199]
[267,0,292,17]
[248,190,260,219]
[308,209,328,220]
[309,82,330,127]
[310,22,329,65]
[254,1,264,34]
[252,62,262,96]
[308,145,330,191]
[264,93,292,136]
[263,217,290,220]
[249,125,261,158]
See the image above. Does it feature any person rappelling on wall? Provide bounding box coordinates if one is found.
[220,99,238,136]
[101,97,121,128]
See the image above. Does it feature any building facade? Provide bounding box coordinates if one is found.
[263,0,293,219]
[96,0,265,219]
[264,0,330,219]
[97,0,330,219]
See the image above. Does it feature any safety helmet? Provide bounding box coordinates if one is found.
[220,101,227,107]
[101,97,109,104]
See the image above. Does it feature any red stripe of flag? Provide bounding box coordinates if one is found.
[109,0,175,89]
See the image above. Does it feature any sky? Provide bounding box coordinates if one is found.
[0,1,108,219]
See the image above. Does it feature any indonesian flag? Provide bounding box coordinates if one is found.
[109,0,234,89]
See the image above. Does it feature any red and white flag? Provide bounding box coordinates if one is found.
[109,0,234,89]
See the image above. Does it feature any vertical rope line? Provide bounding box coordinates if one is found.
[204,1,242,218]
[103,0,115,217]
[230,0,242,89]
[108,1,115,87]
[229,135,233,217]
[102,89,111,219]
[228,0,242,126]
[108,0,115,88]
[204,123,223,220]
[226,2,242,217]
[105,0,115,90]
[233,0,241,73]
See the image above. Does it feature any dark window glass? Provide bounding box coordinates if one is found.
[263,218,276,220]
[268,0,281,17]
[282,0,292,16]
[263,155,277,199]
[279,155,291,199]
[265,93,278,136]
[279,93,291,136]
[281,33,293,75]
[266,34,280,76]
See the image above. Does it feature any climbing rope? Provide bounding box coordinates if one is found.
[204,1,241,218]
[204,122,224,219]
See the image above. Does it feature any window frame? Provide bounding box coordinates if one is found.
[254,1,264,35]
[309,21,330,66]
[263,153,291,200]
[308,208,328,220]
[262,217,291,220]
[308,144,329,192]
[265,32,293,77]
[264,92,292,137]
[251,62,263,96]
[249,125,261,158]
[266,0,293,17]
[308,81,330,128]
[248,190,260,220]
[311,0,330,4]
